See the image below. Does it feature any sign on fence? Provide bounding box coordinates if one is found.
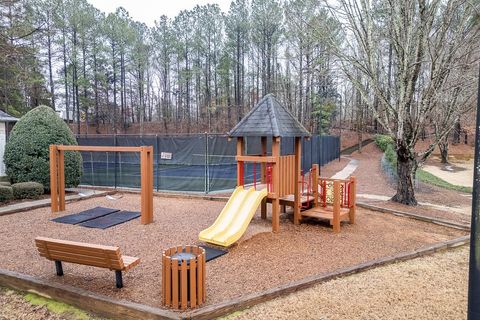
[161,152,172,160]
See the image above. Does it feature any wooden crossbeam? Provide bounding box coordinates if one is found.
[56,145,143,152]
[235,155,277,163]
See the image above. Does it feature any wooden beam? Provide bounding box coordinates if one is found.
[271,137,280,232]
[235,156,276,163]
[333,180,341,233]
[349,176,356,224]
[49,145,58,213]
[140,147,154,225]
[261,137,267,184]
[294,137,302,225]
[146,147,154,223]
[236,138,245,186]
[312,164,319,207]
[56,145,143,152]
[261,135,268,223]
[58,150,65,211]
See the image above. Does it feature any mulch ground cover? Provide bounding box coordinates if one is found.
[0,194,467,311]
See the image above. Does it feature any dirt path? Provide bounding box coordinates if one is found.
[225,246,469,320]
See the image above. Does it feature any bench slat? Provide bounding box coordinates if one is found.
[36,237,120,251]
[35,240,120,256]
[37,248,124,270]
[36,244,121,260]
[35,237,131,271]
[36,245,123,270]
[122,256,140,271]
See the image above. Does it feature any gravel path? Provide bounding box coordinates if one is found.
[225,245,469,320]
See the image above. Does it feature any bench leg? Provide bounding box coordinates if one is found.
[55,261,63,276]
[115,270,123,288]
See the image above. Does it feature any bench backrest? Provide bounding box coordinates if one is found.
[35,237,125,270]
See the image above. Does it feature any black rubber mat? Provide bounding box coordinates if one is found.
[200,246,228,262]
[51,207,119,225]
[78,211,140,229]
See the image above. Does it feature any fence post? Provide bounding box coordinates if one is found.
[114,134,117,189]
[90,152,94,185]
[156,134,160,192]
[204,132,209,194]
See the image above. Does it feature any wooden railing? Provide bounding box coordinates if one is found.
[317,176,356,208]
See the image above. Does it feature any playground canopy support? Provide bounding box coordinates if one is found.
[49,145,154,225]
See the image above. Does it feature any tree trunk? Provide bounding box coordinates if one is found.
[62,26,69,122]
[439,138,449,164]
[46,14,55,110]
[453,120,461,144]
[392,144,418,205]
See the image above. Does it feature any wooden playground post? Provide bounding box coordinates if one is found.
[260,136,267,219]
[349,176,356,224]
[312,164,319,207]
[58,149,66,211]
[49,145,59,213]
[260,137,267,183]
[293,137,302,225]
[140,146,154,224]
[272,137,280,232]
[236,138,244,186]
[332,180,341,233]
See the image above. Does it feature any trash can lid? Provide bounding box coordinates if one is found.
[171,252,196,265]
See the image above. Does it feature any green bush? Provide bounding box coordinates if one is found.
[375,134,395,152]
[0,185,13,202]
[12,182,44,199]
[384,143,397,167]
[4,106,83,190]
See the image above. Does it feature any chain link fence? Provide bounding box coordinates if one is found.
[76,134,340,193]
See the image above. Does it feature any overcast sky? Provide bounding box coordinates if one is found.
[87,0,232,26]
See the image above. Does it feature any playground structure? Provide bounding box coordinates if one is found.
[199,94,356,246]
[49,145,154,224]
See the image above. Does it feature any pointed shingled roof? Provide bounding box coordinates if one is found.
[0,110,18,122]
[228,94,311,138]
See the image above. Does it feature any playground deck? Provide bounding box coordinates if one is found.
[0,193,466,310]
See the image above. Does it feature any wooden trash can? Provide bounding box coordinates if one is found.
[162,245,206,309]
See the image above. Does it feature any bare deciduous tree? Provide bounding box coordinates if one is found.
[327,0,480,204]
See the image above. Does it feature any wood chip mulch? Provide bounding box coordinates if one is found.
[0,194,467,310]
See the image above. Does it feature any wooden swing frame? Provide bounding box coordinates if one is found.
[49,145,154,225]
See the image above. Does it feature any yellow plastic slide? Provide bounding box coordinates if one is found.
[199,186,268,247]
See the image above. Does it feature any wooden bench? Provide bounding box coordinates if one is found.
[35,237,140,288]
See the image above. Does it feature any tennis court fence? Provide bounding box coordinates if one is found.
[76,134,340,193]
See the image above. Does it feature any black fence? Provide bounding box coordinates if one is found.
[76,134,340,193]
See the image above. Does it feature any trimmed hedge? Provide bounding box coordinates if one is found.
[374,134,395,152]
[4,106,83,190]
[0,185,13,202]
[12,182,44,199]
